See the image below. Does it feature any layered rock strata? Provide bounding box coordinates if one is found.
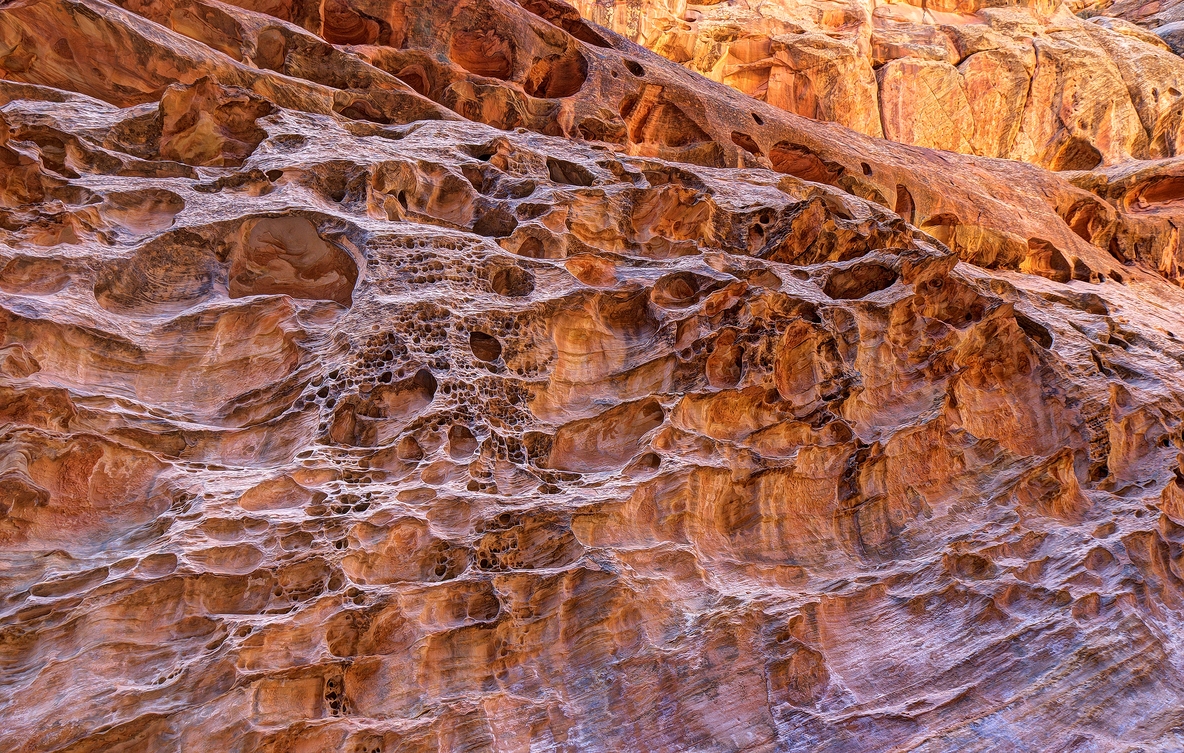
[2,0,1184,751]
[575,0,1184,170]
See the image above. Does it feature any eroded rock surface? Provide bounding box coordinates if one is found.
[2,0,1184,751]
[577,0,1184,171]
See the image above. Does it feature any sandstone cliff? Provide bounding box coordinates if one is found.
[575,0,1184,169]
[2,0,1184,751]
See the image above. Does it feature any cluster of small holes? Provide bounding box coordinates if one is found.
[409,408,482,446]
[434,377,534,432]
[325,675,347,716]
[347,303,454,368]
[306,490,375,519]
[300,368,344,437]
[485,428,530,465]
[745,207,778,244]
[151,666,183,686]
[339,467,376,483]
[310,308,461,440]
[294,364,356,415]
[476,528,521,572]
[369,240,492,291]
[427,540,464,581]
[475,511,517,534]
[354,738,383,753]
[266,575,328,615]
[460,310,553,379]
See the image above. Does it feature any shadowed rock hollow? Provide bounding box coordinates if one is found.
[3,0,1184,751]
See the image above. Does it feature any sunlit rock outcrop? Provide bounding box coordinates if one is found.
[578,0,1184,171]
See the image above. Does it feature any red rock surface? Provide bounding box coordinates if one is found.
[579,0,1184,170]
[2,0,1184,750]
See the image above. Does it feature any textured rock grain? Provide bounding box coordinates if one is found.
[3,0,1184,751]
[580,0,1184,170]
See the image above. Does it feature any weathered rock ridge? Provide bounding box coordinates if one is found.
[2,0,1184,751]
[576,0,1184,170]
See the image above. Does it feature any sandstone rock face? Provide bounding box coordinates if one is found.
[577,0,1184,169]
[2,0,1184,751]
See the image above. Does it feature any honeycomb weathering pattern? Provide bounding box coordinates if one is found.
[2,0,1184,750]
